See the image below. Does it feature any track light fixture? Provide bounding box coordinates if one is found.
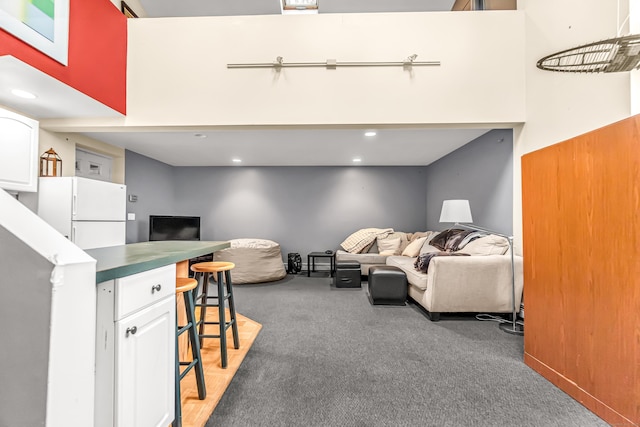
[228,54,440,70]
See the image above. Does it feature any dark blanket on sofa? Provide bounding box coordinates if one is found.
[429,229,486,252]
[414,251,470,274]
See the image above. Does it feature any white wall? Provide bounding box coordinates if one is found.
[513,0,634,251]
[125,11,525,128]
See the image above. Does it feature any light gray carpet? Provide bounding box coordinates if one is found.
[206,275,607,427]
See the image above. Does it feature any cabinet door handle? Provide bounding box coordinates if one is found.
[126,326,137,337]
[151,284,162,293]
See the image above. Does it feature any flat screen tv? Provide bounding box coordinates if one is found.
[149,215,201,241]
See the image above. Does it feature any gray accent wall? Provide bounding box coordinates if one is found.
[424,129,513,235]
[125,150,177,243]
[125,130,514,255]
[0,225,52,427]
[172,166,428,258]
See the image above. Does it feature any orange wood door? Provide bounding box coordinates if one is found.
[522,115,640,426]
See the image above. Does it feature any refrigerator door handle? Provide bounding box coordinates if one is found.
[72,194,77,218]
[71,225,76,243]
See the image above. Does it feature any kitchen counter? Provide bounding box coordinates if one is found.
[86,240,230,283]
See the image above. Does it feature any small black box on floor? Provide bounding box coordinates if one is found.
[334,260,361,288]
[368,265,407,305]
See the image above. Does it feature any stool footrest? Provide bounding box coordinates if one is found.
[198,319,235,326]
[177,323,193,335]
[179,360,199,380]
[195,294,230,305]
[199,320,236,338]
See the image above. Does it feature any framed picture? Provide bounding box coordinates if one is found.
[0,0,70,65]
[121,1,138,18]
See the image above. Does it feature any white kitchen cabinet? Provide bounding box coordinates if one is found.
[0,107,39,192]
[95,264,176,427]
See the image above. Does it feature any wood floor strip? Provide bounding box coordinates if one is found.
[177,310,262,427]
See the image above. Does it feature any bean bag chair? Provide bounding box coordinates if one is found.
[213,238,286,284]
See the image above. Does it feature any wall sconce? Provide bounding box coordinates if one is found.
[39,148,62,177]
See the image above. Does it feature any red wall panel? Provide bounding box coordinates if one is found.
[0,0,127,114]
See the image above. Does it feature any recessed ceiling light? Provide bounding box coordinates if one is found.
[232,158,242,163]
[11,89,37,99]
[193,133,207,138]
[364,131,377,137]
[352,158,362,163]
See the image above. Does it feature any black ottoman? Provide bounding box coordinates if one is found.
[334,260,361,288]
[367,265,407,305]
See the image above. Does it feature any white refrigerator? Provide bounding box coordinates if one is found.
[37,177,126,249]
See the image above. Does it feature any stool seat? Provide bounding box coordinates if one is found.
[176,277,198,294]
[190,261,235,273]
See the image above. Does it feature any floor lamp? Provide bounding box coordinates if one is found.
[439,200,524,335]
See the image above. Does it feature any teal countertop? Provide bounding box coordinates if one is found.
[86,240,230,283]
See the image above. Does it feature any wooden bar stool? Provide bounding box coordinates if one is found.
[190,261,240,369]
[174,277,206,427]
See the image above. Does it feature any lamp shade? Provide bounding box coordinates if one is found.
[439,200,473,223]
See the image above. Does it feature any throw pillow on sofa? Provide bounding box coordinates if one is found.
[401,236,427,257]
[458,234,509,255]
[377,237,402,256]
[385,231,410,252]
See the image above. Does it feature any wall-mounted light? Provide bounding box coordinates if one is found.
[352,158,362,163]
[232,158,242,163]
[364,131,377,137]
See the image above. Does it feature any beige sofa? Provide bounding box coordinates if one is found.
[337,228,523,321]
[387,252,523,321]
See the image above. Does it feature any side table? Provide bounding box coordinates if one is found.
[307,251,335,277]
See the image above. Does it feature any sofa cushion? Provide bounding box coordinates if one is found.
[458,234,509,255]
[377,237,402,256]
[401,236,427,257]
[385,232,410,252]
[336,250,388,265]
[386,256,428,290]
